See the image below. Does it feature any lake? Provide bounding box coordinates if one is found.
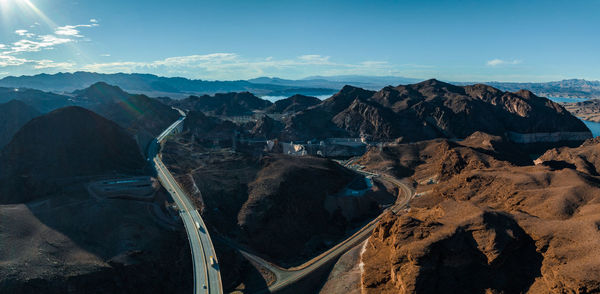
[549,97,600,137]
[260,94,333,103]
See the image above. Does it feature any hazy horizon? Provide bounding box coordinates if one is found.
[1,70,598,85]
[1,0,599,82]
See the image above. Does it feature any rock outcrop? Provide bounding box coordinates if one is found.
[360,134,600,294]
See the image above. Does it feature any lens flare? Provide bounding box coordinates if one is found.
[1,0,56,28]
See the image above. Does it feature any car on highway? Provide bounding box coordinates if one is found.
[210,256,216,266]
[195,221,201,230]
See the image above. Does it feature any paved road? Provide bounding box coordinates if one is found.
[150,114,223,294]
[229,165,414,293]
[151,115,410,293]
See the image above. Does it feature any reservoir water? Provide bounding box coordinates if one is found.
[549,97,600,137]
[582,120,600,137]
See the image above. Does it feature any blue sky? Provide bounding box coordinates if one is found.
[0,0,598,82]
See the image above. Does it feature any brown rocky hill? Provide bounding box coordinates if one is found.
[360,134,600,293]
[74,82,180,150]
[182,110,239,145]
[237,155,357,261]
[357,132,530,180]
[282,80,590,144]
[535,137,600,175]
[0,100,40,148]
[169,91,272,116]
[264,94,321,113]
[247,114,284,139]
[0,106,144,203]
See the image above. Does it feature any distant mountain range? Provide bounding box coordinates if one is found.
[248,75,422,91]
[1,72,600,99]
[477,79,600,99]
[0,72,339,98]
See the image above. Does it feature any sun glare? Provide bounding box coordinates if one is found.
[0,0,55,27]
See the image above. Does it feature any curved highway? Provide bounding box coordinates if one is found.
[150,112,223,294]
[151,113,410,293]
[228,164,414,293]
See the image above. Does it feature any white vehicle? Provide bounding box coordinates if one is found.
[195,221,200,230]
[210,256,216,266]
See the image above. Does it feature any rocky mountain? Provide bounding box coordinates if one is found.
[247,115,284,139]
[169,92,272,116]
[0,72,338,97]
[182,111,239,145]
[264,94,321,113]
[281,79,591,145]
[560,99,600,122]
[72,81,132,104]
[359,135,600,293]
[4,72,600,99]
[482,79,600,99]
[0,100,41,148]
[73,82,180,151]
[0,106,144,203]
[0,87,74,112]
[237,155,358,262]
[0,82,179,152]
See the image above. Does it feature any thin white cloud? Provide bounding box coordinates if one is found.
[0,55,28,67]
[90,18,98,23]
[14,29,35,37]
[33,59,75,69]
[0,21,100,70]
[100,53,111,57]
[154,53,239,66]
[55,22,99,37]
[486,58,522,67]
[10,35,72,53]
[298,54,331,64]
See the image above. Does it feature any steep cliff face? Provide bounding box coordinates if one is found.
[283,80,591,143]
[360,137,600,294]
[363,202,542,294]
